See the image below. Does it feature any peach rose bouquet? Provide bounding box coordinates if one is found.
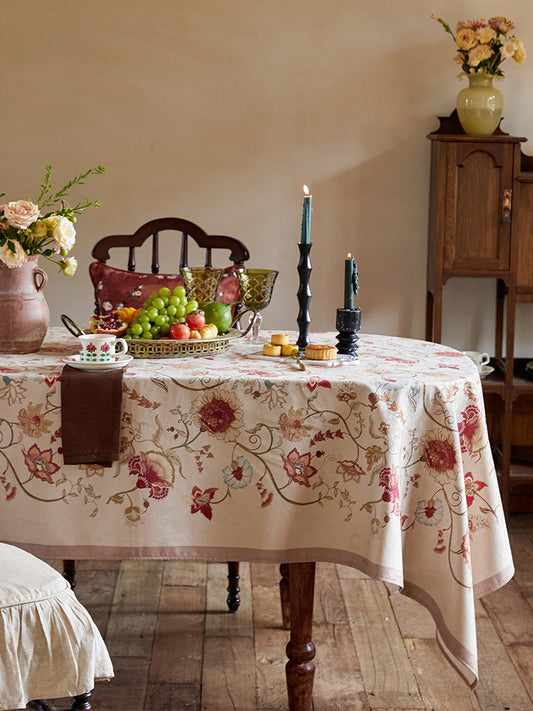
[432,15,526,77]
[0,164,104,275]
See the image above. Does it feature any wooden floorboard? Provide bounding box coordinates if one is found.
[44,514,533,711]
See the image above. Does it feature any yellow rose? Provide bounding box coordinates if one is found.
[475,27,496,44]
[513,39,526,66]
[456,28,477,51]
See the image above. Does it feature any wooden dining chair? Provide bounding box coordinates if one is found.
[89,216,249,317]
[64,217,251,612]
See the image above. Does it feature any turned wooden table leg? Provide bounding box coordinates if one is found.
[71,690,92,710]
[279,562,290,630]
[285,561,316,711]
[226,561,240,612]
[62,559,76,589]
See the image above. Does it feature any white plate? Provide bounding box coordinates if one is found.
[64,354,133,371]
[479,365,494,379]
[247,351,358,367]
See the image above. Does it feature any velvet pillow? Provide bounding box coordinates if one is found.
[89,262,242,314]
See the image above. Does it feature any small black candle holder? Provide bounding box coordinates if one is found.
[336,307,361,358]
[297,242,312,350]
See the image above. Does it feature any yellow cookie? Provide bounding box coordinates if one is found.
[263,343,282,356]
[271,333,289,345]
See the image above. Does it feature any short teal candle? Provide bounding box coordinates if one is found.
[300,186,312,244]
[344,253,354,309]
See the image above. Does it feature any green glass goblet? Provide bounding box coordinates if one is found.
[236,268,279,343]
[180,267,224,309]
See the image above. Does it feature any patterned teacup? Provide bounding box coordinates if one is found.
[78,334,128,363]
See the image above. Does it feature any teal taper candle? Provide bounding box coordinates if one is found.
[300,185,312,244]
[344,253,354,309]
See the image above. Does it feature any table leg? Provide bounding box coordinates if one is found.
[285,562,316,711]
[279,562,290,630]
[226,561,241,612]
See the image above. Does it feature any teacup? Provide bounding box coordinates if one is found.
[78,334,128,363]
[463,350,490,371]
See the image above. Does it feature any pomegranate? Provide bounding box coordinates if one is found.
[89,313,128,336]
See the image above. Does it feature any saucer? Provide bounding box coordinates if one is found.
[64,354,133,371]
[479,365,494,379]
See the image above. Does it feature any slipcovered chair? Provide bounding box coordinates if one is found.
[0,543,113,711]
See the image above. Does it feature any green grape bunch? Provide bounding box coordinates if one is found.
[125,285,198,340]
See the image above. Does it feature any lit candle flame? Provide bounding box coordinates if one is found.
[303,185,310,196]
[347,252,352,258]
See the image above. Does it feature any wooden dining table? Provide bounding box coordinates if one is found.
[0,327,514,709]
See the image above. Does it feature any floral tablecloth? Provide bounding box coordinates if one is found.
[0,328,513,686]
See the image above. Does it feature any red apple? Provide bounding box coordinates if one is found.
[170,323,191,340]
[186,310,206,331]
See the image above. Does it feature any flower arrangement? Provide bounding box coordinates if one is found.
[0,165,105,275]
[432,15,526,77]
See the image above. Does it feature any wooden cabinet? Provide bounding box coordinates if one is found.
[426,112,533,513]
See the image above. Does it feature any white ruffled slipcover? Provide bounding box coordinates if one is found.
[0,543,113,710]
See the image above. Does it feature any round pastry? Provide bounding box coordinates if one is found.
[271,333,289,345]
[281,343,299,356]
[305,344,337,361]
[263,343,282,356]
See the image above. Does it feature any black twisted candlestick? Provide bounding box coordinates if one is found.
[336,307,361,358]
[297,242,312,350]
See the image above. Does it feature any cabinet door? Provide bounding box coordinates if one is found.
[443,142,514,273]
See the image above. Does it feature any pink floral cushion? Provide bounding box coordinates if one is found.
[89,262,242,314]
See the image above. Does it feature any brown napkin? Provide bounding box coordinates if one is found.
[61,365,124,465]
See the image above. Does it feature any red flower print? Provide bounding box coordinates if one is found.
[194,389,243,441]
[128,451,174,499]
[190,485,218,520]
[282,448,317,487]
[23,444,60,484]
[464,471,488,507]
[423,436,457,474]
[87,343,97,352]
[306,378,331,393]
[458,405,483,454]
[378,465,399,505]
[414,497,444,526]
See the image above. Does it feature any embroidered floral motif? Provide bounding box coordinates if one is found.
[190,485,218,520]
[414,498,444,526]
[223,456,253,489]
[194,388,243,441]
[336,459,366,483]
[23,443,60,484]
[464,471,488,507]
[17,403,52,437]
[458,405,483,454]
[129,451,174,499]
[282,448,317,487]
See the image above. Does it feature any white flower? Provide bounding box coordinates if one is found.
[44,215,76,253]
[60,256,78,276]
[0,241,28,268]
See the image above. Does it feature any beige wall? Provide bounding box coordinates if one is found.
[3,0,533,354]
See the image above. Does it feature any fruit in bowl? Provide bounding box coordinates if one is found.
[204,302,232,334]
[89,313,128,336]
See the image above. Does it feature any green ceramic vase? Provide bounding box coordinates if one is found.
[456,73,504,137]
